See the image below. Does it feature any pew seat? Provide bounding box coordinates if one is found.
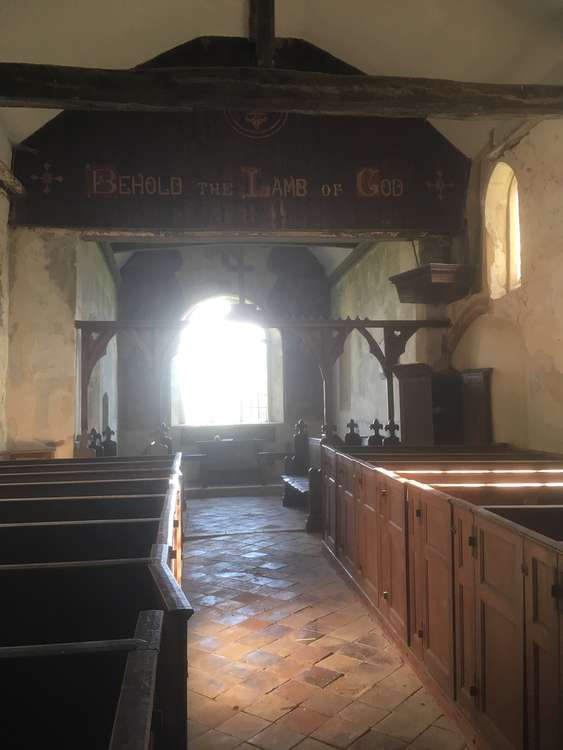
[281,473,309,507]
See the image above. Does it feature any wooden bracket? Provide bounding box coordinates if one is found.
[0,159,25,197]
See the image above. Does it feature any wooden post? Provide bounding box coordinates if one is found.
[249,0,275,68]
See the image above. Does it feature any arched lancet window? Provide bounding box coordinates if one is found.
[485,162,522,299]
[171,296,271,426]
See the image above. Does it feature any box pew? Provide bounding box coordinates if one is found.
[0,494,165,523]
[321,444,563,750]
[0,609,162,750]
[449,498,562,750]
[0,477,172,497]
[0,468,172,483]
[0,558,192,749]
[0,518,163,565]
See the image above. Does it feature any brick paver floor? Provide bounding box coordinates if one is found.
[183,496,469,750]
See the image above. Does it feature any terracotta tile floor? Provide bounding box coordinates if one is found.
[183,496,469,750]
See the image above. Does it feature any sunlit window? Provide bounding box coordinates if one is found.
[485,162,522,299]
[171,296,269,426]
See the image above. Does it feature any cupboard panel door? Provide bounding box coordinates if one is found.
[386,480,408,642]
[343,490,357,571]
[524,540,560,750]
[336,484,346,557]
[408,487,454,697]
[476,517,524,750]
[359,504,379,607]
[419,490,455,698]
[324,476,336,552]
[453,505,478,720]
[359,469,379,606]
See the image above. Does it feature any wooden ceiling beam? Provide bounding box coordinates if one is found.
[2,63,563,118]
[249,0,275,67]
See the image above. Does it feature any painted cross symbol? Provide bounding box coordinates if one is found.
[426,170,454,201]
[31,163,64,194]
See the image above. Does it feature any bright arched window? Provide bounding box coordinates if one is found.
[171,296,269,426]
[485,162,522,299]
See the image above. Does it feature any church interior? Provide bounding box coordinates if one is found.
[1,1,563,749]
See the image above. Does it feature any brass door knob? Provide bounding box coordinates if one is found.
[382,591,390,600]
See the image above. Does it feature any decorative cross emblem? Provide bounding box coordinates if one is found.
[347,419,359,434]
[426,170,454,201]
[222,248,254,305]
[31,163,64,194]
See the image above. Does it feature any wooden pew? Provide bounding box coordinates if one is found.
[0,609,161,750]
[0,494,165,523]
[0,558,192,749]
[0,518,162,565]
[320,443,563,750]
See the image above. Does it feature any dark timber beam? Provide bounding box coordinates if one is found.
[3,63,563,118]
[249,0,275,68]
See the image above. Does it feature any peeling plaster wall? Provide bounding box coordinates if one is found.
[450,120,563,451]
[331,242,444,439]
[76,243,118,436]
[0,124,11,449]
[7,230,77,456]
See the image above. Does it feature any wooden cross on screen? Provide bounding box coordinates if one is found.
[222,248,254,305]
[249,0,275,67]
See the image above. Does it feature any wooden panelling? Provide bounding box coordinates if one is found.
[453,504,478,720]
[358,468,379,606]
[320,445,563,750]
[409,485,455,697]
[524,540,561,750]
[476,516,524,750]
[323,475,337,552]
[378,477,408,641]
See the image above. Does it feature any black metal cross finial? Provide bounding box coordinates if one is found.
[368,418,384,447]
[222,248,254,305]
[249,0,275,67]
[345,419,362,446]
[347,419,359,434]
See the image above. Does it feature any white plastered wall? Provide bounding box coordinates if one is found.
[450,119,563,451]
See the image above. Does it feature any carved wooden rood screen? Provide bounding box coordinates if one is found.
[76,317,449,447]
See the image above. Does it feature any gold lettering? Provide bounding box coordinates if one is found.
[170,177,183,195]
[357,168,380,198]
[92,167,117,195]
[145,176,157,195]
[158,177,169,196]
[118,175,131,195]
[241,167,270,199]
[271,177,283,197]
[295,178,308,197]
[131,174,144,194]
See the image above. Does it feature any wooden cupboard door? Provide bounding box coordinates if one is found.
[380,479,408,642]
[343,489,357,571]
[336,483,346,557]
[411,487,455,698]
[359,470,379,607]
[324,476,337,552]
[476,516,524,750]
[524,540,561,750]
[453,504,478,720]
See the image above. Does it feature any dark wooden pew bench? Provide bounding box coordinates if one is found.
[281,426,322,531]
[0,559,192,749]
[0,477,172,498]
[0,518,163,565]
[0,494,165,523]
[0,610,162,750]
